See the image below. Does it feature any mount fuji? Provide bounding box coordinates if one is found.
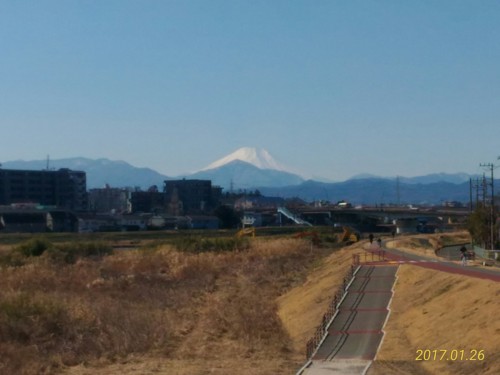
[200,147,294,174]
[186,147,304,190]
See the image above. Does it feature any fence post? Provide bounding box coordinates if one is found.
[304,255,359,359]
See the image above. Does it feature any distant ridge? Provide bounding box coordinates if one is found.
[349,173,475,185]
[258,178,475,205]
[1,154,480,203]
[1,158,170,189]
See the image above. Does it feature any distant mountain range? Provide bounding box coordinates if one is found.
[1,148,484,204]
[1,158,170,189]
[258,178,475,205]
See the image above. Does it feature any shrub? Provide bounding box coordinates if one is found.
[0,292,68,344]
[14,238,53,257]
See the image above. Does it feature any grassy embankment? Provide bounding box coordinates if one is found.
[371,233,500,375]
[0,229,352,375]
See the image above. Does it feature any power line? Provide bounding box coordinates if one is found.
[479,162,496,250]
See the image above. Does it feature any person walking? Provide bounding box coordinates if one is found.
[460,246,467,266]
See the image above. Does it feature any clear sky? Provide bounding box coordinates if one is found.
[1,1,499,181]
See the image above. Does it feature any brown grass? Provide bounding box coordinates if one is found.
[278,241,365,353]
[369,254,500,374]
[385,231,471,259]
[5,231,492,375]
[0,236,338,374]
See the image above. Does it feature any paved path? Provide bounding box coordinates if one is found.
[382,242,500,282]
[301,265,398,375]
[299,239,500,374]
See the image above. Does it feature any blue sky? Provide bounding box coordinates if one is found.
[1,1,499,181]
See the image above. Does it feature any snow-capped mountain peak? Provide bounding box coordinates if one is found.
[200,147,292,172]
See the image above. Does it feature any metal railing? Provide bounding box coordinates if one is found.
[352,250,386,265]
[305,263,358,359]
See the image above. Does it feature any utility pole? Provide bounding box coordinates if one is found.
[396,176,401,206]
[469,178,473,212]
[482,173,487,207]
[471,177,482,208]
[480,163,495,250]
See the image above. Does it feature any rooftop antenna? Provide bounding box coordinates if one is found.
[46,154,50,170]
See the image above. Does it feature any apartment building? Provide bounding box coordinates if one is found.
[0,168,88,211]
[164,179,222,215]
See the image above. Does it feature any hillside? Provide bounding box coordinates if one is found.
[370,263,500,375]
[259,178,473,205]
[279,233,500,375]
[1,233,498,374]
[2,158,169,189]
[0,233,339,375]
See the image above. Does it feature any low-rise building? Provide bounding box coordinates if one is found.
[88,185,131,214]
[241,212,262,227]
[0,205,78,233]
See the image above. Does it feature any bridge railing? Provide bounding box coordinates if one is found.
[278,206,313,227]
[305,263,358,359]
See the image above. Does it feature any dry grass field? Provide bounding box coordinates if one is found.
[2,231,498,375]
[0,234,346,375]
[370,234,500,375]
[370,264,500,375]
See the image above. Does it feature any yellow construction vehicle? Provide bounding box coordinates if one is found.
[340,226,359,243]
[236,227,256,238]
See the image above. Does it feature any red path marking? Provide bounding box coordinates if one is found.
[413,261,500,282]
[380,250,500,282]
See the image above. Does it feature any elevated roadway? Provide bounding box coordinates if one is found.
[296,206,469,229]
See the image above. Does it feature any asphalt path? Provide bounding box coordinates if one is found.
[299,239,500,375]
[382,242,500,282]
[302,265,398,375]
[437,244,473,261]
